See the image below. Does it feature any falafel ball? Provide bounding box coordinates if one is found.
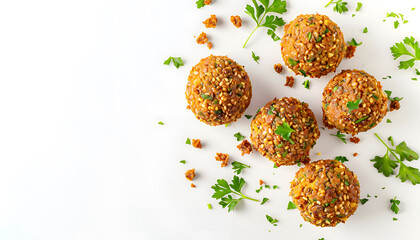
[250,97,320,166]
[290,160,360,227]
[322,69,388,134]
[281,14,346,78]
[186,55,252,126]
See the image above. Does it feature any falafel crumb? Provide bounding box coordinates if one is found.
[215,153,229,167]
[237,140,253,156]
[191,183,196,188]
[390,100,401,111]
[196,32,208,45]
[204,0,211,5]
[259,179,264,185]
[207,42,213,49]
[192,139,202,148]
[185,169,196,181]
[285,76,295,88]
[230,15,242,28]
[345,45,356,59]
[317,152,321,156]
[349,137,360,144]
[203,14,217,28]
[353,152,358,157]
[274,64,283,74]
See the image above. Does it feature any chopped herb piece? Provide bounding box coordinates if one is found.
[158,121,164,125]
[390,197,400,214]
[412,78,418,81]
[180,160,186,164]
[276,143,284,148]
[416,68,420,75]
[201,93,213,100]
[394,21,399,29]
[163,56,184,68]
[234,132,245,141]
[347,98,362,113]
[356,2,362,11]
[307,32,312,40]
[243,0,287,48]
[330,131,347,144]
[264,185,271,189]
[266,214,279,226]
[302,80,310,89]
[195,0,205,8]
[387,119,392,123]
[225,123,230,127]
[363,27,368,33]
[211,175,260,212]
[388,136,394,146]
[299,224,302,227]
[275,122,295,140]
[372,94,378,99]
[256,186,263,193]
[393,217,398,221]
[252,51,260,63]
[333,86,338,91]
[261,198,269,205]
[355,115,369,124]
[331,198,337,204]
[299,69,307,77]
[390,36,420,70]
[267,29,281,41]
[289,57,298,66]
[335,156,349,163]
[344,181,349,185]
[207,203,212,209]
[245,114,253,119]
[273,185,279,189]
[186,138,191,145]
[385,90,403,101]
[232,161,250,174]
[347,38,362,46]
[325,0,348,14]
[287,201,297,210]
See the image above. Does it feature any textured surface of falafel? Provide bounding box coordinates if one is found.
[186,55,252,126]
[290,160,360,227]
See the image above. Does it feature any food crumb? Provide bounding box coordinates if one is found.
[207,42,213,49]
[196,32,208,45]
[185,169,196,181]
[191,183,196,188]
[285,76,295,87]
[215,153,229,167]
[345,45,356,59]
[389,100,400,111]
[237,140,253,156]
[204,0,211,5]
[353,152,358,157]
[203,14,217,28]
[350,136,360,144]
[192,139,202,148]
[259,179,264,185]
[274,63,283,74]
[230,15,242,28]
[317,152,321,156]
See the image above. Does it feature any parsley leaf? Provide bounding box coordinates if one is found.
[363,27,368,33]
[243,0,287,47]
[163,57,184,69]
[325,0,348,14]
[387,119,392,123]
[356,2,362,11]
[302,80,310,89]
[347,98,362,113]
[234,132,245,141]
[335,156,349,163]
[390,197,400,214]
[252,51,260,63]
[261,197,269,205]
[360,198,369,205]
[195,0,205,9]
[371,133,420,185]
[330,131,347,144]
[385,90,403,101]
[274,122,295,141]
[186,138,191,145]
[245,114,253,119]
[232,161,251,174]
[211,175,260,212]
[347,38,362,46]
[390,36,420,70]
[180,160,186,164]
[394,21,399,29]
[266,214,279,226]
[287,201,297,210]
[416,68,420,75]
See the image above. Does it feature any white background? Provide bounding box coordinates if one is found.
[0,0,419,239]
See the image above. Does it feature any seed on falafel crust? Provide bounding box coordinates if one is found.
[281,14,346,78]
[250,97,320,166]
[186,55,252,126]
[322,69,388,134]
[290,160,360,227]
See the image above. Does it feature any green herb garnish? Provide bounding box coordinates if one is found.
[232,161,250,174]
[363,27,368,33]
[390,36,420,70]
[275,122,295,140]
[180,160,186,164]
[355,115,369,124]
[356,2,362,11]
[266,214,279,226]
[330,131,347,144]
[390,197,400,214]
[325,0,348,14]
[245,114,253,119]
[234,132,245,141]
[385,90,403,101]
[186,138,191,145]
[360,198,369,205]
[163,56,184,68]
[252,51,260,63]
[288,57,298,66]
[335,156,349,163]
[302,80,310,89]
[347,38,362,46]
[201,93,213,100]
[387,119,392,123]
[207,203,212,209]
[158,121,164,125]
[261,198,269,205]
[287,201,297,210]
[347,98,362,113]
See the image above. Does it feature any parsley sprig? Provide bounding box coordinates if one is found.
[211,175,260,212]
[232,161,250,174]
[274,122,295,141]
[163,57,184,69]
[266,214,279,226]
[325,0,348,14]
[330,131,347,144]
[390,197,400,214]
[390,36,420,70]
[371,133,420,185]
[243,0,287,48]
[347,98,362,113]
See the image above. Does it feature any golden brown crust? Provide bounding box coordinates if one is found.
[186,55,252,126]
[250,97,320,166]
[281,14,346,78]
[290,160,360,227]
[322,69,388,134]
